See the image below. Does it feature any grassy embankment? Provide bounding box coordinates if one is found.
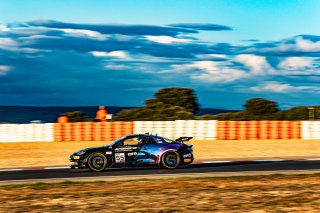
[0,140,319,168]
[0,174,320,212]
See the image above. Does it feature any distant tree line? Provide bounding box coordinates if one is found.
[113,88,198,121]
[59,88,318,122]
[197,98,317,121]
[60,111,92,122]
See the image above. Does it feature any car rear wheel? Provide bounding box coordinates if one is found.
[161,151,181,169]
[88,152,108,172]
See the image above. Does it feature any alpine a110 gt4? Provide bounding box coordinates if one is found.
[70,133,194,172]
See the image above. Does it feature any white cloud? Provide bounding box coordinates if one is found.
[91,51,129,59]
[250,81,320,93]
[293,37,320,52]
[114,35,135,41]
[235,54,274,74]
[250,81,294,93]
[278,57,313,70]
[188,61,218,71]
[19,35,61,40]
[0,24,10,32]
[0,38,19,47]
[59,28,108,41]
[167,61,248,83]
[145,36,190,44]
[0,65,11,75]
[260,37,320,53]
[105,64,129,70]
[162,53,320,85]
[192,67,247,83]
[196,54,228,60]
[0,37,47,53]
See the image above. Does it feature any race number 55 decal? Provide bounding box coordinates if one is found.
[115,153,125,163]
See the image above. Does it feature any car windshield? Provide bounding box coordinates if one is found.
[107,137,125,146]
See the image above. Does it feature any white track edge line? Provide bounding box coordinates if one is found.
[0,169,23,172]
[306,158,320,161]
[44,167,70,170]
[203,161,232,163]
[253,159,286,162]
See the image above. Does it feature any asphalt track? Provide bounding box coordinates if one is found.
[0,160,320,182]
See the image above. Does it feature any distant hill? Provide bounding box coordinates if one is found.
[0,106,239,123]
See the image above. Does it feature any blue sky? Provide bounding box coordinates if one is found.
[0,0,320,109]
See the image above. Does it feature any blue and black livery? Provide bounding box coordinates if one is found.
[70,133,194,172]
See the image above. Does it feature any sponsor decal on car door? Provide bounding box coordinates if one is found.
[114,146,140,164]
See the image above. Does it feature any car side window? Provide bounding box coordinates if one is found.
[147,137,157,144]
[123,137,140,146]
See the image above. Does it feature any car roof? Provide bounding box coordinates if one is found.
[125,133,158,138]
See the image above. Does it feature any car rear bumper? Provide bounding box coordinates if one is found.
[182,153,194,165]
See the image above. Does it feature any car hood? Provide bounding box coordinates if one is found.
[72,146,109,155]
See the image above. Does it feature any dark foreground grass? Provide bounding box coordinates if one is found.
[1,173,320,212]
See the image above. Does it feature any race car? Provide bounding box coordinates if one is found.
[70,133,194,172]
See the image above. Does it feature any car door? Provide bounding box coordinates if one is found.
[113,136,142,165]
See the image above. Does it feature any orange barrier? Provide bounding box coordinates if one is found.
[227,121,237,140]
[249,121,258,139]
[238,121,248,140]
[217,121,302,140]
[53,121,302,142]
[259,121,269,139]
[53,123,63,142]
[53,122,135,142]
[217,121,228,140]
[0,120,307,142]
[269,121,279,139]
[291,121,301,139]
[102,122,113,141]
[72,122,82,141]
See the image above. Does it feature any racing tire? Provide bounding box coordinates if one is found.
[160,151,181,169]
[87,152,108,172]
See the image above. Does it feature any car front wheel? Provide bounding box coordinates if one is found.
[160,151,181,169]
[87,152,108,172]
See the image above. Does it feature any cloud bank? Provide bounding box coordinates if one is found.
[0,20,320,107]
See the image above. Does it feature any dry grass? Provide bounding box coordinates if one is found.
[0,140,319,169]
[192,139,320,160]
[0,174,320,212]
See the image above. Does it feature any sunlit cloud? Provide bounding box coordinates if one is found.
[0,65,11,75]
[235,54,274,75]
[145,36,191,44]
[0,24,10,32]
[278,57,313,70]
[58,28,108,41]
[0,19,320,106]
[0,38,19,48]
[250,81,320,94]
[91,51,129,59]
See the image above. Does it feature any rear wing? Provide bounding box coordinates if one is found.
[175,137,193,143]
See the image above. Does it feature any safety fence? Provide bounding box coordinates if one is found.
[0,123,54,142]
[0,120,319,142]
[134,120,217,140]
[217,121,301,140]
[301,121,320,139]
[53,122,133,142]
